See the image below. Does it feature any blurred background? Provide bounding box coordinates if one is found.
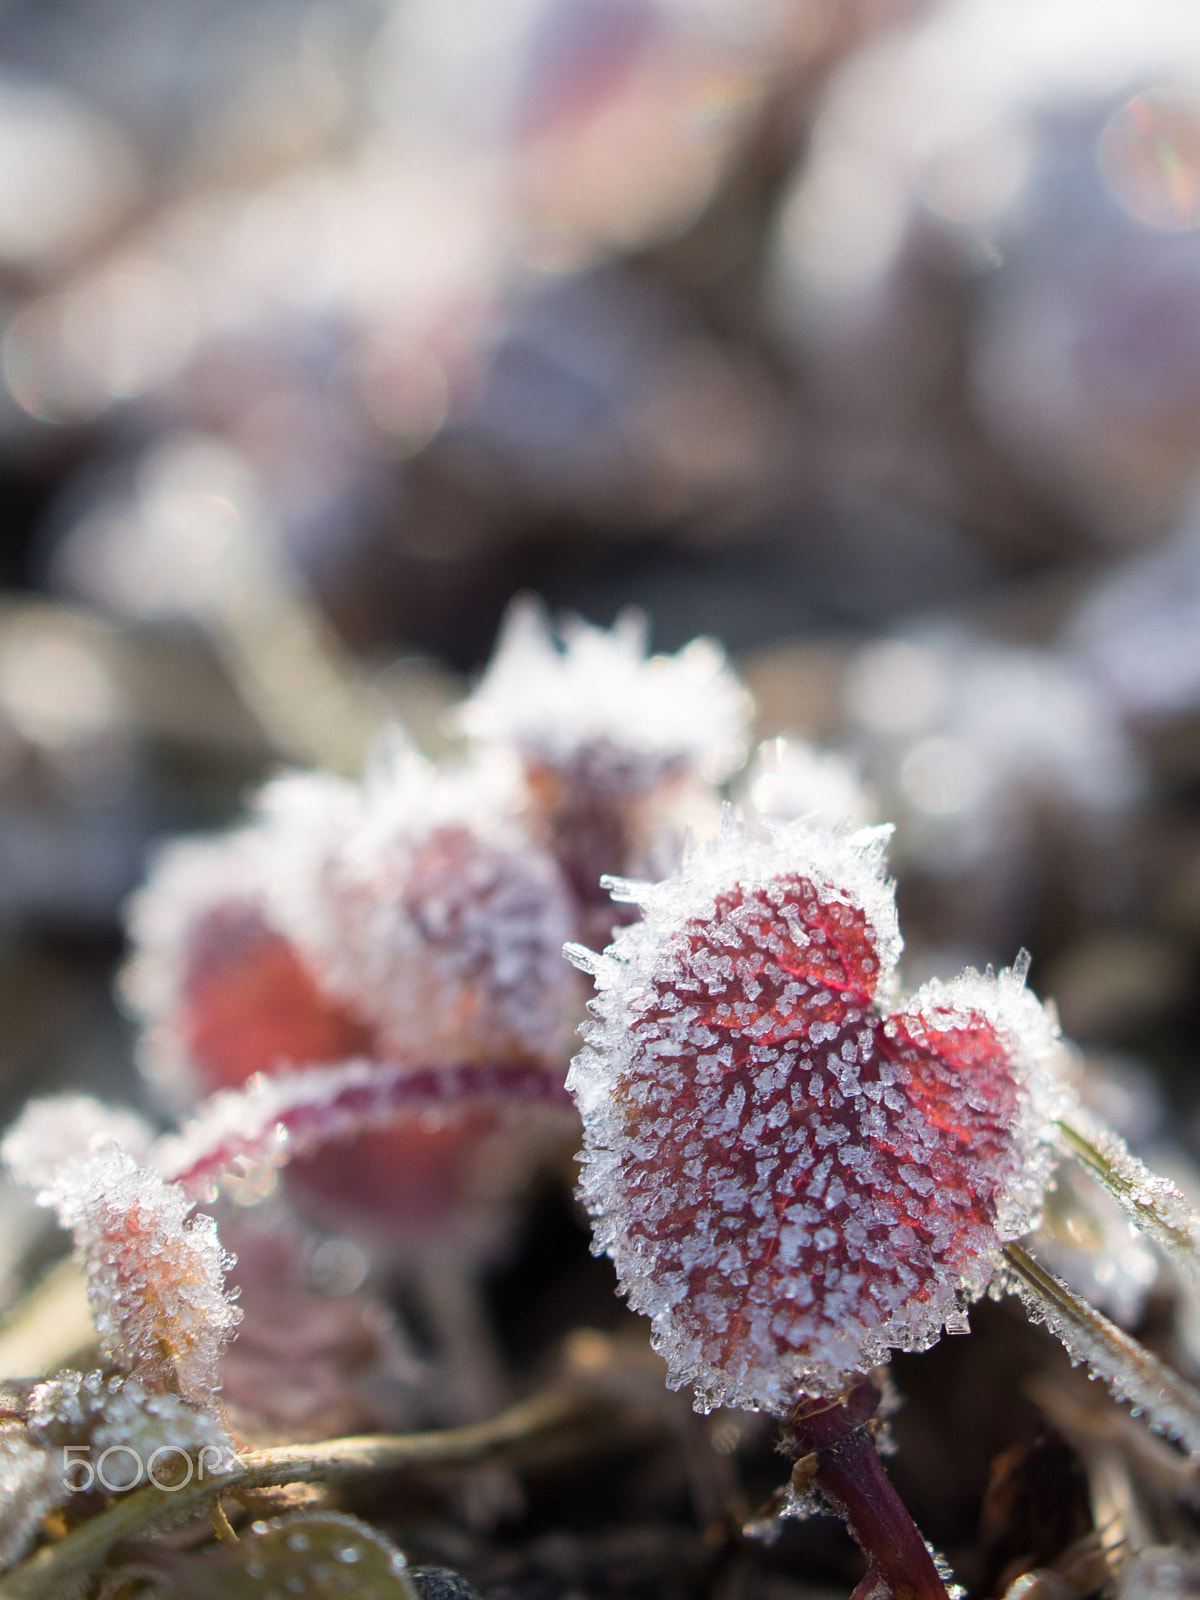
[0,0,1196,1181]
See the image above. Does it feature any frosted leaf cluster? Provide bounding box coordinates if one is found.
[122,742,578,1106]
[8,1129,241,1404]
[116,606,758,1256]
[568,812,1066,1413]
[460,598,751,783]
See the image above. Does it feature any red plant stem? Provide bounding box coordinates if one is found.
[782,1379,950,1600]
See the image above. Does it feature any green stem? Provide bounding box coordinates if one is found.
[0,1386,598,1600]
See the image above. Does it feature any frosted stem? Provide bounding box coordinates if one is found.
[1004,1243,1200,1455]
[1055,1109,1200,1292]
[782,1379,951,1600]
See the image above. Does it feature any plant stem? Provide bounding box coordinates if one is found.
[1004,1243,1200,1454]
[782,1378,950,1600]
[0,1384,600,1600]
[1054,1109,1200,1292]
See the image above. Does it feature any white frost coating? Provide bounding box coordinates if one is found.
[26,1369,233,1482]
[1,1095,154,1191]
[32,1146,240,1404]
[0,1428,70,1569]
[264,739,578,1069]
[1057,1104,1200,1295]
[1008,1250,1200,1456]
[0,1369,235,1566]
[569,812,1066,1413]
[896,959,1070,1245]
[746,738,875,832]
[460,597,752,783]
[154,1059,385,1189]
[251,765,366,953]
[574,808,904,1007]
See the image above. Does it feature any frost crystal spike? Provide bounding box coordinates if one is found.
[568,812,1065,1413]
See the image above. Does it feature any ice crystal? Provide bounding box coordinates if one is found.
[20,1144,240,1403]
[568,811,1065,1413]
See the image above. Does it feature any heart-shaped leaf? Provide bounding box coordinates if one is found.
[568,815,1065,1414]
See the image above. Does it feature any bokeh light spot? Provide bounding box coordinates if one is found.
[1098,88,1200,232]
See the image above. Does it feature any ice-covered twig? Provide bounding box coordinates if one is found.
[156,1058,575,1201]
[1054,1107,1200,1295]
[1004,1244,1200,1456]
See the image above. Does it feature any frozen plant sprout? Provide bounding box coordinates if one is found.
[568,810,1200,1599]
[0,1109,239,1568]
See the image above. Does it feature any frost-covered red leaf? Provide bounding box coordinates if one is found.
[261,751,579,1071]
[157,1055,572,1185]
[121,812,372,1103]
[119,744,581,1256]
[0,1370,233,1570]
[568,815,1066,1413]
